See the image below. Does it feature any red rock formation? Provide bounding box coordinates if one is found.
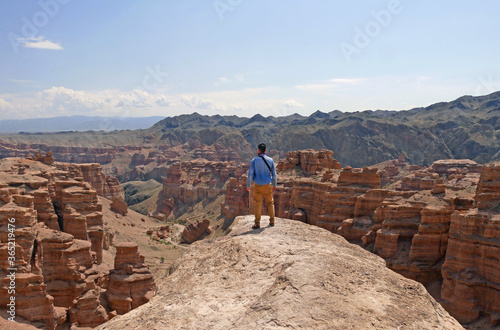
[441,209,500,324]
[0,187,58,328]
[338,167,380,189]
[219,152,498,326]
[277,149,341,175]
[35,227,95,307]
[68,289,108,327]
[0,157,150,328]
[474,161,500,210]
[0,142,120,164]
[79,163,125,199]
[221,177,249,219]
[159,160,238,217]
[181,219,212,243]
[431,159,483,176]
[106,242,156,315]
[33,189,59,230]
[146,225,171,240]
[111,196,128,215]
[440,162,500,325]
[29,151,54,165]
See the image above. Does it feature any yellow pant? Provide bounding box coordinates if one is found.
[253,184,275,225]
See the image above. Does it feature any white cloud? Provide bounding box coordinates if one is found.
[42,86,105,112]
[155,95,173,107]
[0,98,13,110]
[117,89,154,108]
[295,78,366,93]
[0,98,18,119]
[2,74,476,120]
[215,74,247,86]
[283,99,304,108]
[218,77,232,84]
[17,36,63,50]
[181,95,215,110]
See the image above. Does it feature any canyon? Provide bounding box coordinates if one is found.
[0,155,155,329]
[99,215,463,330]
[0,91,499,328]
[2,147,497,328]
[218,150,500,327]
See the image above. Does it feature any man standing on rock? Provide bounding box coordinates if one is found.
[246,143,277,229]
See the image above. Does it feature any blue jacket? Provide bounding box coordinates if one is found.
[247,153,277,188]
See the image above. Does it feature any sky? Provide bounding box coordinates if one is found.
[0,0,500,120]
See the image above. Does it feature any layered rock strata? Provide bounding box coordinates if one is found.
[222,152,498,325]
[106,242,156,315]
[158,160,240,217]
[0,157,155,328]
[440,162,500,325]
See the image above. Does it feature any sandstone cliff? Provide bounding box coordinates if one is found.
[157,160,241,218]
[440,162,500,325]
[0,157,155,328]
[98,216,462,330]
[221,150,499,326]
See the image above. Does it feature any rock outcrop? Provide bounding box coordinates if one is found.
[98,216,462,330]
[157,160,239,218]
[79,163,125,199]
[440,162,500,325]
[181,219,212,243]
[222,154,496,326]
[111,196,128,215]
[277,149,341,175]
[221,177,250,219]
[0,157,155,328]
[106,242,156,315]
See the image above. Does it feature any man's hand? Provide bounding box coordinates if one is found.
[246,187,250,192]
[272,187,277,192]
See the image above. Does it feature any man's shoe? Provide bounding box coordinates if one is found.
[252,224,260,229]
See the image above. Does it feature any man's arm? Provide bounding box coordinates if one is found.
[247,159,255,188]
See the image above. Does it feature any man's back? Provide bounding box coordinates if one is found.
[247,154,277,187]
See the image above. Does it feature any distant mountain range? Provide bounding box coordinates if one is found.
[147,91,500,166]
[0,116,165,133]
[1,92,499,167]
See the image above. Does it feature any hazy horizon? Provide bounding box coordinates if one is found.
[1,1,500,120]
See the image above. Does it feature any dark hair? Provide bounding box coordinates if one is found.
[258,143,266,153]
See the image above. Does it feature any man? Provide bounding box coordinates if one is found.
[246,143,277,229]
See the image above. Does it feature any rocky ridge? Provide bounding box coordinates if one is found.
[220,149,500,327]
[98,215,462,330]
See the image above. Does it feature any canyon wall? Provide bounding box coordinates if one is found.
[0,142,244,183]
[0,156,155,328]
[222,150,499,326]
[440,162,500,325]
[157,160,246,218]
